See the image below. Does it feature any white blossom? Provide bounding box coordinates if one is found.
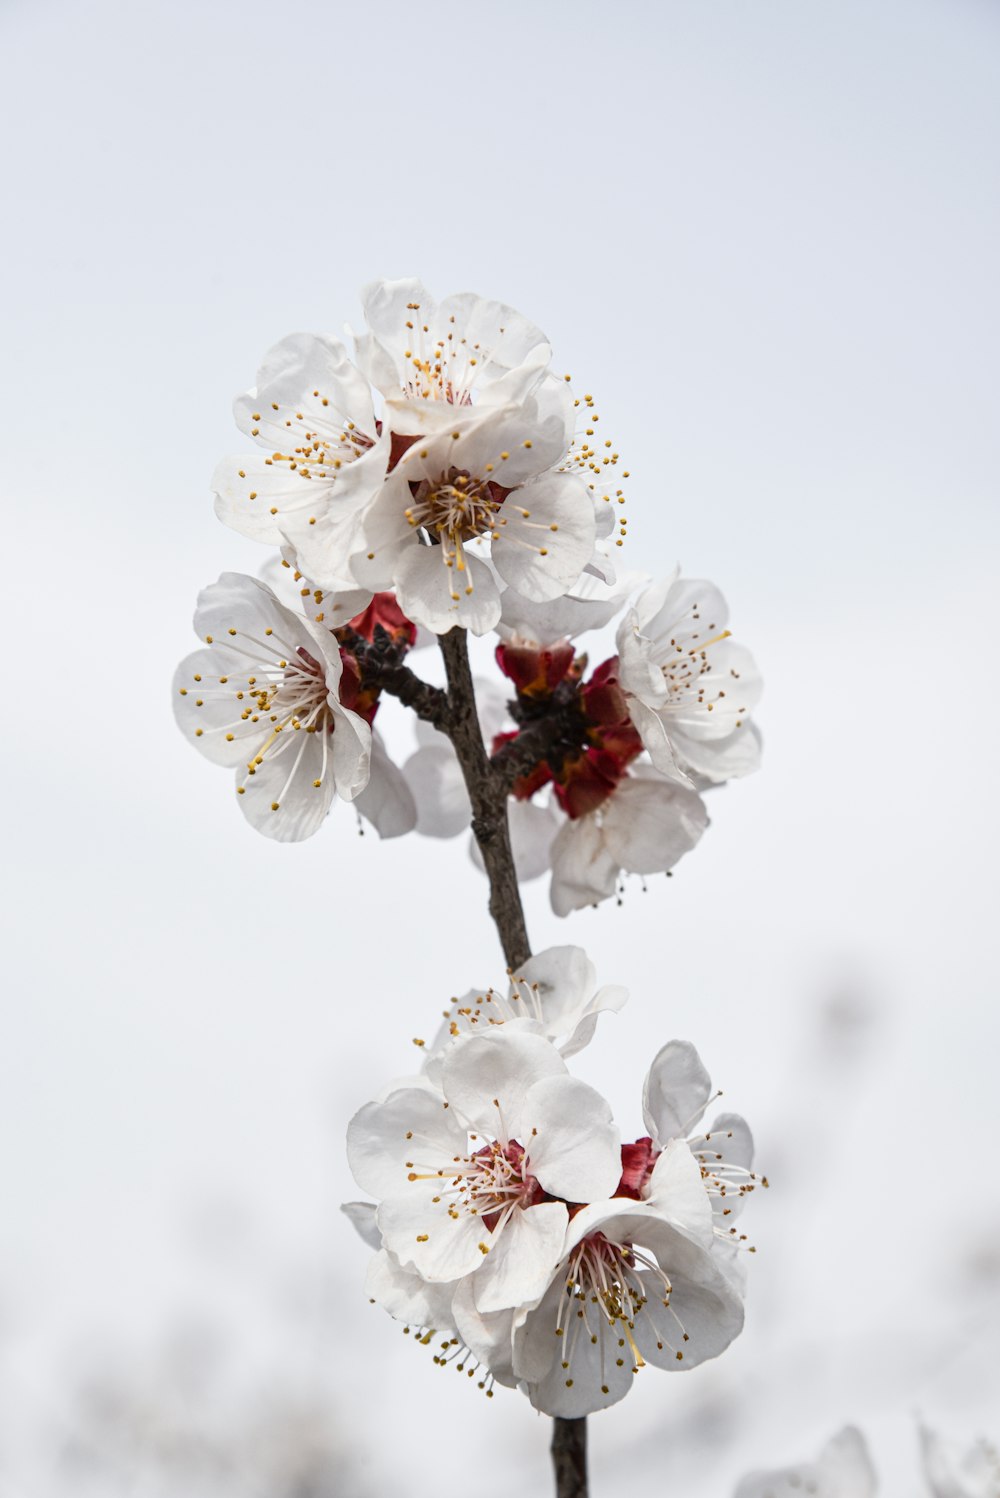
[734,1427,878,1498]
[617,571,763,786]
[173,572,371,841]
[453,1140,744,1418]
[348,404,596,636]
[353,277,559,435]
[546,766,710,915]
[421,944,628,1080]
[347,1029,621,1311]
[922,1425,1000,1498]
[212,332,388,584]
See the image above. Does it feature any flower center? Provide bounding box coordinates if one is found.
[405,469,501,546]
[554,1231,685,1393]
[406,1136,546,1237]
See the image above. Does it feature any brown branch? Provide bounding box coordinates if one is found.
[337,628,450,729]
[489,699,580,794]
[438,627,531,971]
[366,657,449,728]
[552,1419,588,1498]
[437,627,588,1498]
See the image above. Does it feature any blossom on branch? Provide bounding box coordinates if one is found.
[345,996,759,1419]
[173,573,419,842]
[347,1029,622,1308]
[617,571,763,785]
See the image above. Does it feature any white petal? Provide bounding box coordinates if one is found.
[235,733,337,842]
[632,1248,743,1370]
[451,1278,518,1387]
[341,1201,381,1250]
[617,609,670,706]
[498,569,646,645]
[346,1087,465,1199]
[377,1191,486,1282]
[365,1248,458,1331]
[520,1275,634,1417]
[642,1039,713,1142]
[505,797,562,882]
[492,471,596,602]
[673,719,763,782]
[235,331,376,444]
[395,546,502,636]
[635,572,727,643]
[404,743,471,838]
[355,731,417,838]
[642,1139,715,1248]
[326,700,373,802]
[514,946,596,1029]
[474,1201,569,1314]
[623,697,691,783]
[441,1030,566,1139]
[523,1075,621,1202]
[602,774,709,874]
[548,815,620,916]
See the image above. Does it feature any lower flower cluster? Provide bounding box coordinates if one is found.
[344,947,763,1417]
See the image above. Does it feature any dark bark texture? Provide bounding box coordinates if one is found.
[438,626,532,971]
[551,1419,588,1498]
[437,627,588,1498]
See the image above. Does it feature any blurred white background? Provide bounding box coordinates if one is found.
[1,0,998,1492]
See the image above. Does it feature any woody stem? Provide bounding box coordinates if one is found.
[436,625,588,1498]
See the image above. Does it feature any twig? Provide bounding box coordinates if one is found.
[552,1419,588,1498]
[437,626,588,1498]
[438,627,531,971]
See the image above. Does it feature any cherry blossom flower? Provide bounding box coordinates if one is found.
[212,333,388,583]
[636,1038,763,1253]
[173,573,371,841]
[453,1139,744,1418]
[421,944,628,1079]
[353,278,559,436]
[617,571,763,785]
[734,1427,878,1498]
[346,1029,621,1312]
[348,404,597,636]
[544,766,710,915]
[921,1424,1000,1498]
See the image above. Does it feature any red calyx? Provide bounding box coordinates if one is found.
[346,592,418,649]
[337,648,381,725]
[553,747,626,819]
[496,639,577,699]
[615,1137,660,1200]
[579,656,629,726]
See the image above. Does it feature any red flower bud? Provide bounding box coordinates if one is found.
[495,639,576,698]
[347,592,417,648]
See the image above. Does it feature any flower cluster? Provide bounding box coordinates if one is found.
[172,280,762,911]
[344,947,763,1417]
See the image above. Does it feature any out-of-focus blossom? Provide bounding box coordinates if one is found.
[734,1426,878,1498]
[617,571,763,786]
[921,1424,1000,1498]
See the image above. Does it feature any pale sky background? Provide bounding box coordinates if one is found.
[1,0,999,1493]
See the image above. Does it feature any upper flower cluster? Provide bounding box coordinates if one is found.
[212,279,624,638]
[344,947,763,1418]
[174,279,762,898]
